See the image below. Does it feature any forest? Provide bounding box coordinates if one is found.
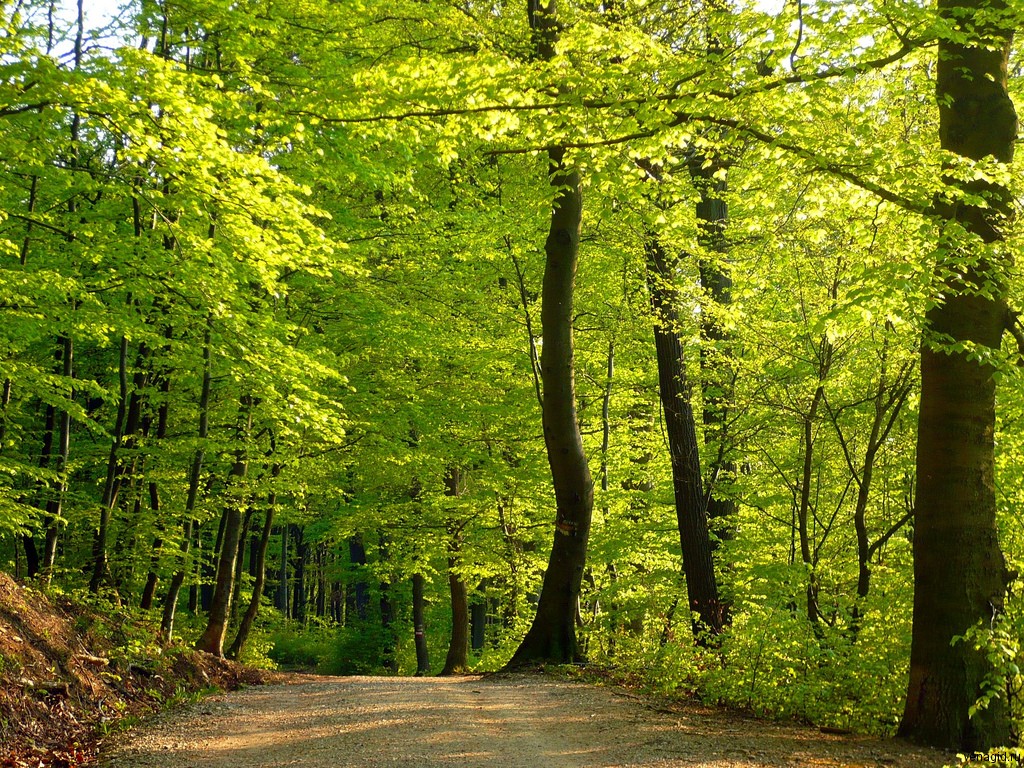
[0,0,1021,757]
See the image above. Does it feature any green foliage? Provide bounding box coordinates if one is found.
[0,0,1020,750]
[266,627,336,672]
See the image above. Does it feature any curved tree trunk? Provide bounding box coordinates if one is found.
[898,0,1016,750]
[507,146,592,665]
[505,0,593,668]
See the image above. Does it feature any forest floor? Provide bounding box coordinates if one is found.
[0,572,281,767]
[100,674,957,768]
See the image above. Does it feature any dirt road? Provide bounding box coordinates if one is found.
[100,674,951,767]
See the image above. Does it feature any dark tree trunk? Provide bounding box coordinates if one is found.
[646,237,724,641]
[441,468,470,675]
[250,532,261,579]
[162,311,212,642]
[440,547,470,675]
[471,599,486,652]
[195,399,252,657]
[292,525,308,625]
[42,334,72,578]
[412,572,430,676]
[90,335,130,594]
[275,524,289,616]
[378,536,397,672]
[506,96,593,665]
[315,546,328,618]
[227,468,279,661]
[347,535,369,620]
[140,368,170,610]
[898,1,1016,750]
[21,536,40,578]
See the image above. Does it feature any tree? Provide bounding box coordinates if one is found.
[506,0,594,666]
[898,0,1017,750]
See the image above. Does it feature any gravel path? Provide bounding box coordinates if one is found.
[100,674,951,768]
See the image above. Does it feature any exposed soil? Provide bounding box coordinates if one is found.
[100,674,955,768]
[0,573,282,767]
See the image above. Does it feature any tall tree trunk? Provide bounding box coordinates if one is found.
[276,524,290,616]
[412,572,430,676]
[161,320,211,641]
[898,0,1016,750]
[90,335,130,594]
[195,399,252,656]
[646,236,724,641]
[227,466,279,661]
[292,525,308,625]
[42,335,72,578]
[692,164,736,544]
[141,347,172,611]
[507,1,593,661]
[441,469,470,675]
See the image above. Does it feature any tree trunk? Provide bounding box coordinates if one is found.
[292,525,308,625]
[90,335,130,594]
[413,572,430,676]
[506,44,593,662]
[347,535,369,620]
[440,543,470,675]
[161,311,212,642]
[441,468,470,675]
[227,470,279,661]
[195,399,252,656]
[646,236,724,641]
[230,509,254,622]
[42,335,72,578]
[692,165,736,544]
[276,524,290,616]
[471,598,486,652]
[898,0,1016,750]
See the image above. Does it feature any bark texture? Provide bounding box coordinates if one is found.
[507,142,593,665]
[898,0,1016,750]
[506,0,593,668]
[195,400,252,657]
[646,237,724,640]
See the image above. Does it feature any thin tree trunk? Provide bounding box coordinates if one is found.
[230,508,254,622]
[195,398,252,657]
[160,320,211,641]
[140,333,172,610]
[90,335,130,594]
[646,236,724,641]
[227,464,279,661]
[412,572,430,676]
[42,334,72,578]
[276,524,290,616]
[293,525,308,625]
